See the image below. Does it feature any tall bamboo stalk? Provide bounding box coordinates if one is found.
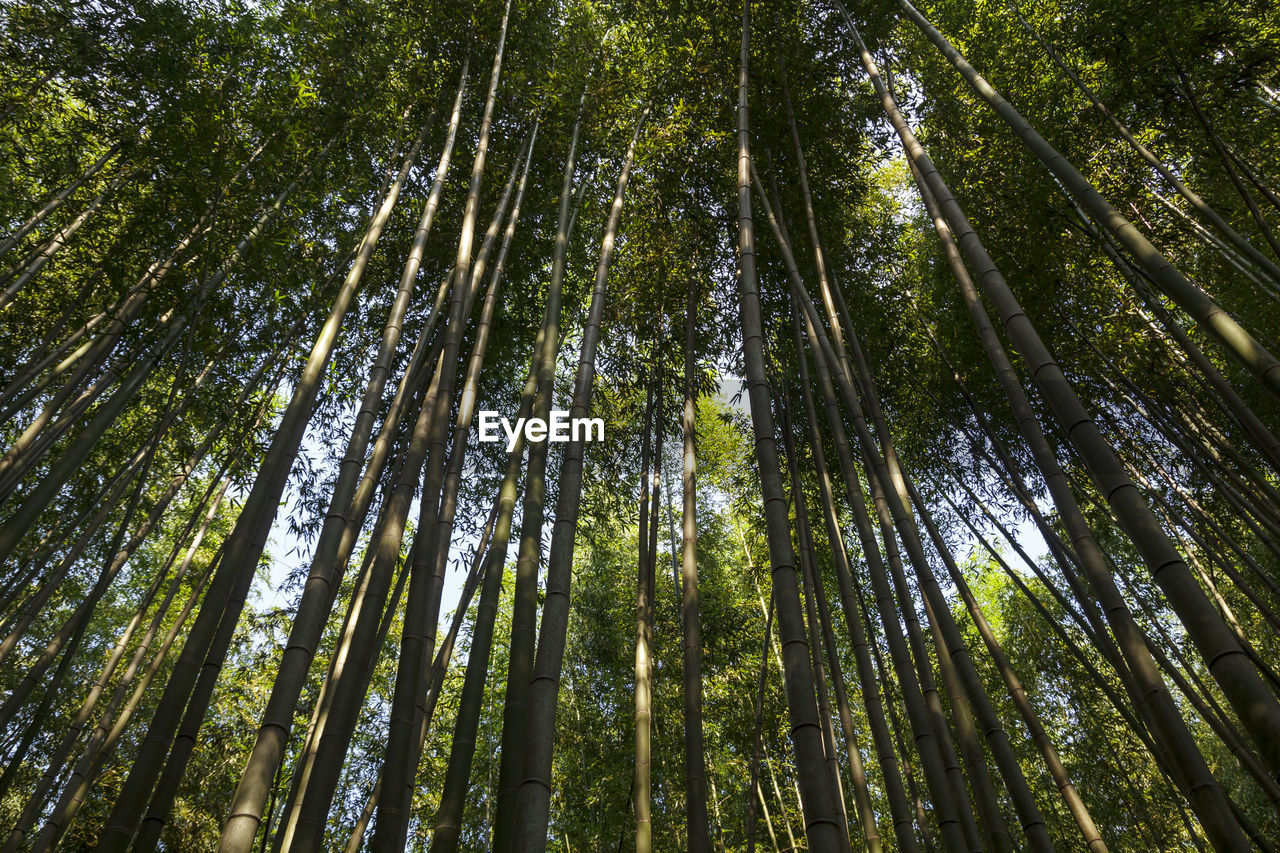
[679,283,712,853]
[511,102,652,852]
[373,15,509,841]
[490,78,590,853]
[216,87,455,853]
[93,118,425,853]
[838,8,1260,847]
[728,3,843,846]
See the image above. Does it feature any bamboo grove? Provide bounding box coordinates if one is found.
[1,0,1278,848]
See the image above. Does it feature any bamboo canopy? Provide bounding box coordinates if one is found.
[0,0,1278,849]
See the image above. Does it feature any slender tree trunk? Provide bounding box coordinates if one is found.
[270,298,447,852]
[768,153,998,850]
[760,163,996,852]
[831,312,1055,849]
[342,493,496,853]
[273,111,475,853]
[910,474,1109,850]
[373,13,510,847]
[0,137,332,511]
[728,6,842,846]
[754,162,969,851]
[778,395,853,848]
[634,379,656,853]
[0,330,156,500]
[426,128,543,853]
[746,573,774,853]
[0,436,158,665]
[789,313,900,852]
[1146,187,1280,298]
[509,102,650,851]
[679,284,712,853]
[92,120,419,853]
[0,272,91,406]
[29,381,279,844]
[764,751,800,853]
[0,445,153,755]
[17,127,333,428]
[405,133,535,842]
[873,625,937,853]
[490,80,590,853]
[0,320,225,558]
[283,349,447,852]
[11,453,230,760]
[838,10,1260,848]
[1127,270,1280,474]
[0,348,277,648]
[216,85,458,853]
[318,552,413,851]
[0,312,191,564]
[0,246,158,426]
[30,543,216,852]
[426,393,529,851]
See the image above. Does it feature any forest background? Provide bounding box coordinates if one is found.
[0,0,1278,850]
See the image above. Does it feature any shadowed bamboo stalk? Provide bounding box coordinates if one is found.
[680,282,712,853]
[0,337,235,670]
[406,134,536,837]
[346,497,498,853]
[0,130,333,447]
[0,430,224,741]
[635,379,656,853]
[267,268,450,852]
[838,7,1261,847]
[32,550,218,851]
[93,114,426,853]
[761,160,993,851]
[216,80,458,853]
[490,79,588,853]
[1062,191,1280,482]
[790,311,899,853]
[746,571,774,853]
[425,127,544,853]
[1175,69,1280,260]
[754,161,971,852]
[0,310,193,566]
[725,3,843,846]
[29,365,281,851]
[778,393,853,848]
[284,344,448,852]
[837,305,1081,846]
[761,162,1053,849]
[373,12,512,841]
[511,101,651,852]
[908,472,1108,850]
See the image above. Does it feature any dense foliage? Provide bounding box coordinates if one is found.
[0,0,1277,850]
